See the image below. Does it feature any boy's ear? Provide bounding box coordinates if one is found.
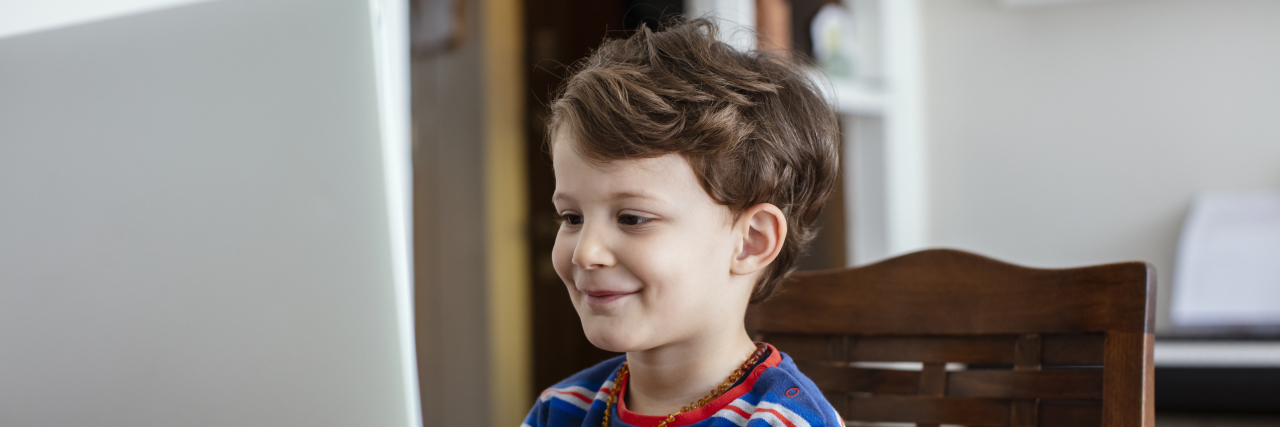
[731,203,788,277]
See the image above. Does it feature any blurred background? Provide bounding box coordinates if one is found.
[4,0,1280,426]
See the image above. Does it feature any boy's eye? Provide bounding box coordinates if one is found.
[559,213,583,226]
[617,214,651,226]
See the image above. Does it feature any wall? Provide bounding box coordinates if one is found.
[922,0,1280,331]
[481,0,534,423]
[412,0,489,421]
[412,0,530,424]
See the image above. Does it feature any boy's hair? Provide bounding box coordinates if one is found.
[548,18,840,304]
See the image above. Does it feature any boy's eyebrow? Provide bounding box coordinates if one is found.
[551,191,663,203]
[606,191,662,202]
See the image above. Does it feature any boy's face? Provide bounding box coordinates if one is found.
[550,136,752,353]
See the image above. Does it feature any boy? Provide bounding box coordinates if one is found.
[524,18,842,427]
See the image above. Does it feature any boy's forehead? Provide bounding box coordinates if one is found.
[551,132,672,176]
[551,138,698,203]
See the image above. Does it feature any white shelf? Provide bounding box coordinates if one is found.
[1155,341,1280,368]
[808,68,887,116]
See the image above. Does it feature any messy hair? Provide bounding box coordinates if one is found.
[547,18,840,304]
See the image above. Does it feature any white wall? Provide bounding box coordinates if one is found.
[921,0,1280,331]
[0,0,412,425]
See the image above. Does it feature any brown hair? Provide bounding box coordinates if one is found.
[548,18,840,303]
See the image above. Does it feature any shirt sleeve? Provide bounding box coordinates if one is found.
[520,396,548,427]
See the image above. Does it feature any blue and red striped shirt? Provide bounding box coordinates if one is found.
[522,344,845,427]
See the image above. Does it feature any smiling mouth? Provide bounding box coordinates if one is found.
[583,290,637,305]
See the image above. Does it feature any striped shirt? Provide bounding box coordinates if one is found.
[522,344,845,427]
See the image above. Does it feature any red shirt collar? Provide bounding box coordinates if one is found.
[616,343,782,427]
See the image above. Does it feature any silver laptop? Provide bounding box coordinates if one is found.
[0,1,415,425]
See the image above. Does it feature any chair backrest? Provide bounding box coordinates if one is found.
[747,249,1155,427]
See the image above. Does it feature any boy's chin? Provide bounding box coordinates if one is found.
[582,326,648,353]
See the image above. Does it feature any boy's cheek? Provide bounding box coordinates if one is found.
[549,236,576,282]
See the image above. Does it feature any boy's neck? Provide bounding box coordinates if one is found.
[623,325,758,417]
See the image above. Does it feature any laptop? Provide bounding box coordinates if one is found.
[0,1,416,425]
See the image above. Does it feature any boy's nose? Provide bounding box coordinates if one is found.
[571,226,615,269]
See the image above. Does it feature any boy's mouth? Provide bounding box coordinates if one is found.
[582,289,637,305]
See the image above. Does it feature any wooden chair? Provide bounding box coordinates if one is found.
[747,249,1155,427]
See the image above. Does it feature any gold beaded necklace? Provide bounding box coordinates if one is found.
[601,343,767,427]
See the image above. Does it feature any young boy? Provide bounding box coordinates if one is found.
[523,18,842,427]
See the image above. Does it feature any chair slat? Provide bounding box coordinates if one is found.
[830,397,1103,426]
[1015,334,1042,370]
[852,336,1018,364]
[825,392,851,418]
[797,362,920,395]
[766,334,850,362]
[771,334,1014,363]
[918,363,950,427]
[1012,335,1043,426]
[1040,400,1102,427]
[1012,400,1038,427]
[770,333,1104,366]
[795,363,1102,400]
[920,362,948,396]
[843,395,1010,426]
[948,370,1103,400]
